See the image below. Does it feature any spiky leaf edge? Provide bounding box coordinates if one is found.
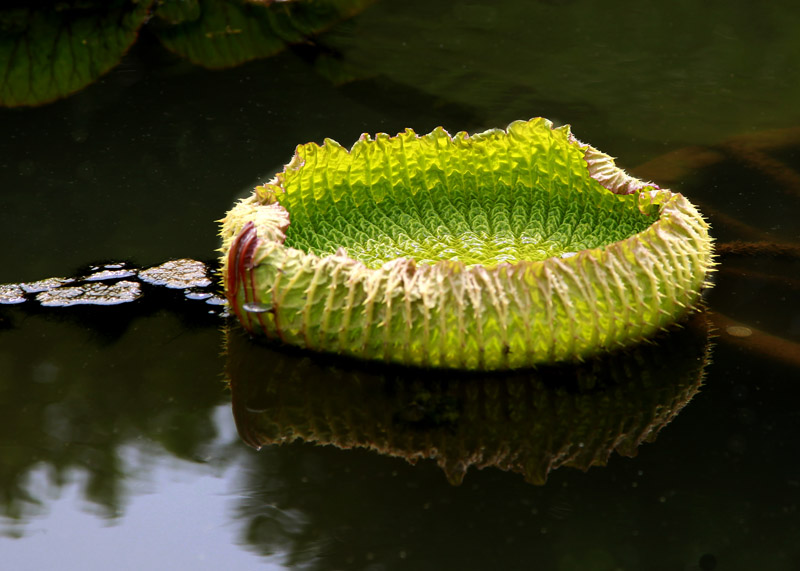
[220,118,715,370]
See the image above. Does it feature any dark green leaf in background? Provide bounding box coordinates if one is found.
[152,0,373,69]
[0,0,154,107]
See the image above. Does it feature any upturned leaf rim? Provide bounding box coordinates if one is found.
[220,118,714,370]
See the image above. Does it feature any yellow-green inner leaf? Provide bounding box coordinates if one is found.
[277,123,655,268]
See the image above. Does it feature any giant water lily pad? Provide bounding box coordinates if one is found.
[153,0,374,69]
[220,118,714,370]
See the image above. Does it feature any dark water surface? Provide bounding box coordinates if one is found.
[2,2,799,570]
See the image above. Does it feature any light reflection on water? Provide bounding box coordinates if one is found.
[2,457,285,571]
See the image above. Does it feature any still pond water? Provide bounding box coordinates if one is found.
[1,1,799,570]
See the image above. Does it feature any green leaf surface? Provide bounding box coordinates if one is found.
[0,0,153,107]
[227,310,711,484]
[278,122,654,268]
[153,0,373,69]
[221,118,714,370]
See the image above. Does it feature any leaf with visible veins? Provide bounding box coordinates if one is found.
[0,1,154,107]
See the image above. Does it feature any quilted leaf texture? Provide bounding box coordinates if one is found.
[220,118,714,370]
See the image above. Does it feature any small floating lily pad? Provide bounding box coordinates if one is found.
[36,280,142,307]
[0,284,26,305]
[19,277,75,293]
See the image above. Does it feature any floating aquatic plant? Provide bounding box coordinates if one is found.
[220,118,714,370]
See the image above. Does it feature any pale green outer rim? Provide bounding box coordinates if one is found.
[220,118,715,370]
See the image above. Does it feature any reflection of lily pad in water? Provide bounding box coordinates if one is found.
[226,311,711,485]
[153,0,374,69]
[0,0,154,107]
[322,1,800,150]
